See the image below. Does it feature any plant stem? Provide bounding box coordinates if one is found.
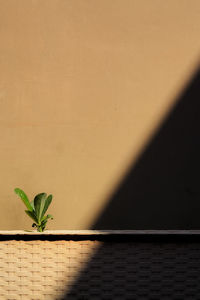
[37,226,43,232]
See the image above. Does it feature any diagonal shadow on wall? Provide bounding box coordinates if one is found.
[61,65,200,299]
[92,65,200,230]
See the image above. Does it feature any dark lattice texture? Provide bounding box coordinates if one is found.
[64,241,200,300]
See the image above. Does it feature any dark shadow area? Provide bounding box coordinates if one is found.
[61,66,200,299]
[62,236,200,300]
[92,65,200,229]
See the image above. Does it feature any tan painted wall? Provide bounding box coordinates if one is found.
[0,0,200,229]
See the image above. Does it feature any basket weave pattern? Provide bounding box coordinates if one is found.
[0,240,99,300]
[65,241,200,299]
[1,239,200,299]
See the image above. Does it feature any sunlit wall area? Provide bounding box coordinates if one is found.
[0,0,200,229]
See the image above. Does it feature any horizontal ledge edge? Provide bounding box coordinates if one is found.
[1,230,200,235]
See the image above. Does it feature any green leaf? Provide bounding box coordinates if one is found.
[14,188,33,211]
[34,193,47,222]
[41,214,53,231]
[41,219,47,225]
[25,210,38,223]
[41,219,47,229]
[30,200,34,210]
[42,214,53,222]
[41,195,53,220]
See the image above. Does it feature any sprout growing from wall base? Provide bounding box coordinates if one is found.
[14,188,53,232]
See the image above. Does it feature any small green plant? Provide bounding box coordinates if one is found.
[14,188,53,232]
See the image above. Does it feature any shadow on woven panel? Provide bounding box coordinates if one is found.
[61,240,200,299]
[89,64,200,230]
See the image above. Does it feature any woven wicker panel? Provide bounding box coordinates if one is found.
[1,240,200,299]
[0,240,99,300]
[64,242,200,300]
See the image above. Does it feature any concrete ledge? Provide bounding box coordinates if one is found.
[1,230,200,242]
[1,230,200,235]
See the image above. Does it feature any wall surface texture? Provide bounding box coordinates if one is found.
[0,0,200,229]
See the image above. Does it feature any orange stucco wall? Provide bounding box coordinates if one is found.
[0,0,200,229]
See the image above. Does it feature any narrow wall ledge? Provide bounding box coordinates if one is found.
[1,230,200,241]
[1,230,200,235]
